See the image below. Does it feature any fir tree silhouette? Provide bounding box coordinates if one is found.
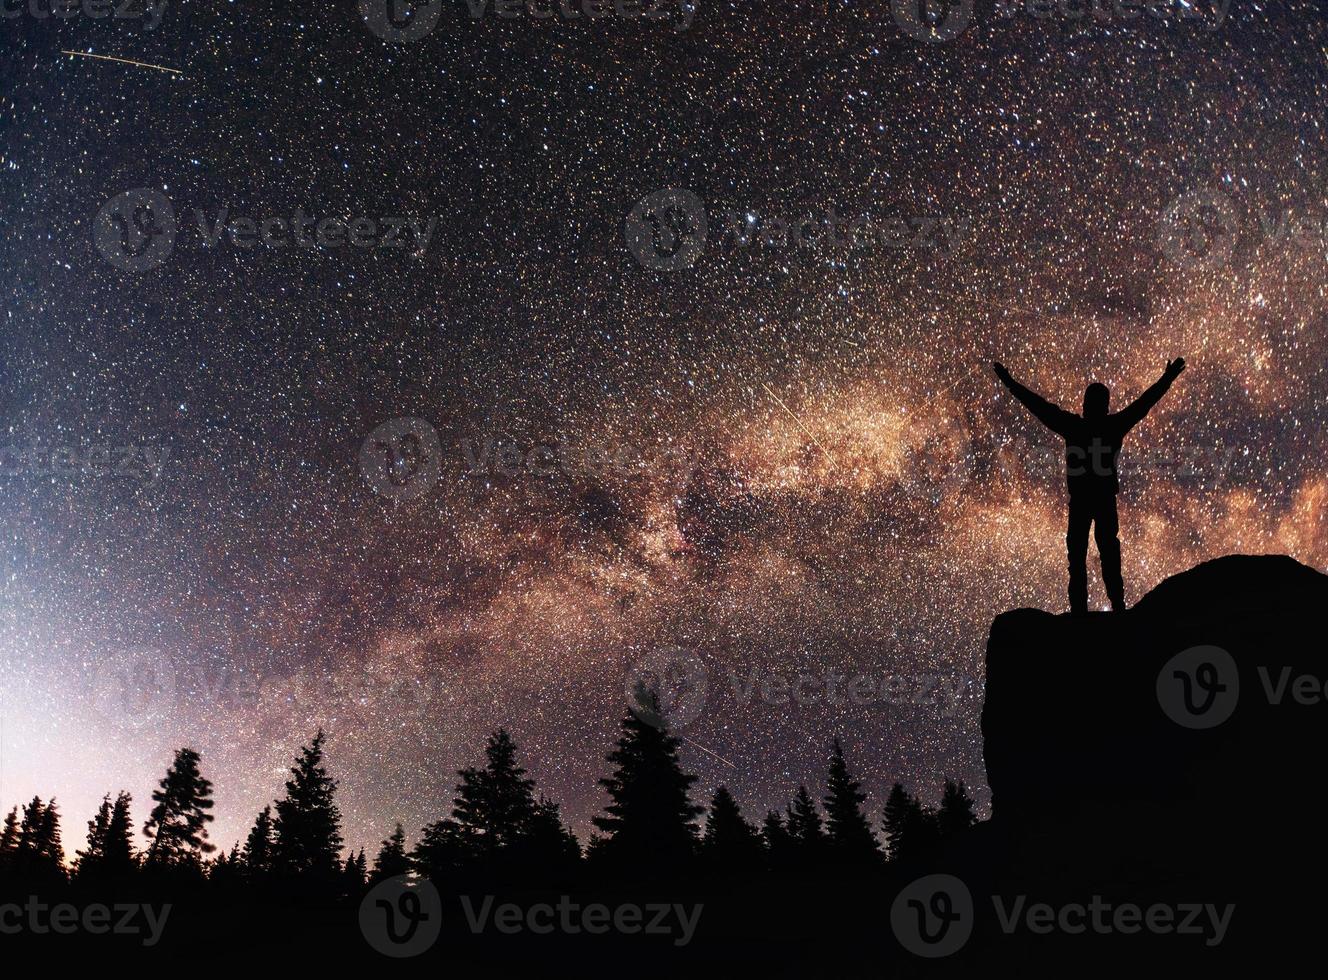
[822,739,881,866]
[701,785,765,872]
[881,783,938,862]
[515,796,581,880]
[77,794,113,878]
[452,728,537,860]
[0,806,18,870]
[241,804,276,877]
[272,730,344,884]
[936,778,978,838]
[76,790,137,883]
[103,791,137,879]
[37,798,65,872]
[340,849,367,897]
[144,748,215,869]
[593,682,703,872]
[785,785,826,868]
[14,797,66,881]
[411,817,474,882]
[761,810,793,871]
[371,823,410,882]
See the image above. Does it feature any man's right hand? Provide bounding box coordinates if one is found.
[993,362,1011,383]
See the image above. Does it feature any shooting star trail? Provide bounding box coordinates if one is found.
[60,51,183,76]
[679,734,738,770]
[761,381,833,459]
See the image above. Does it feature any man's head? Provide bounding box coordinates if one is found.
[1083,383,1110,418]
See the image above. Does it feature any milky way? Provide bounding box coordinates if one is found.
[1,2,1326,854]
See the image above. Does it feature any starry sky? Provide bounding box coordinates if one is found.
[2,1,1326,856]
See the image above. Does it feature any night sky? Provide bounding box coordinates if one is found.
[2,1,1326,856]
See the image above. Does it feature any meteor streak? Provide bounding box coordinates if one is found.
[60,51,183,76]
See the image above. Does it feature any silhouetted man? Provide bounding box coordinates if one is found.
[993,358,1185,614]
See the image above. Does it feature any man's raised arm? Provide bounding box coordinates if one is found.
[1114,358,1185,433]
[993,362,1075,436]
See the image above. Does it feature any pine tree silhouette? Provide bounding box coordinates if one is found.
[936,778,978,838]
[785,785,826,868]
[37,798,65,872]
[822,739,881,866]
[76,792,136,881]
[372,823,411,882]
[272,730,344,884]
[453,728,537,858]
[0,806,18,870]
[412,817,474,882]
[144,748,216,869]
[701,785,765,872]
[593,682,703,872]
[516,796,581,879]
[761,810,793,871]
[77,794,113,879]
[104,791,137,878]
[340,849,367,896]
[10,797,67,882]
[17,796,46,873]
[241,804,276,877]
[881,782,938,862]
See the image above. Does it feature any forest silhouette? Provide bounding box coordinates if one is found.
[0,683,977,959]
[5,555,1323,970]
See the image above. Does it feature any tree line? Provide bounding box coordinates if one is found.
[0,687,978,896]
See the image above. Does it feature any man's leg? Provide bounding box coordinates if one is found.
[1095,496,1126,612]
[1066,497,1091,615]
